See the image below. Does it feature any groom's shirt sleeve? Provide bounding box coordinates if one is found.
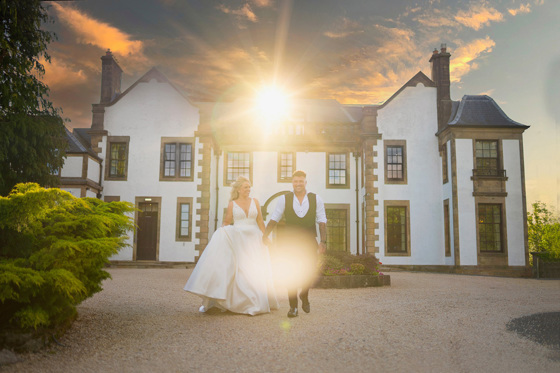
[269,195,286,223]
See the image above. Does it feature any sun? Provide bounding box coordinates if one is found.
[255,85,291,122]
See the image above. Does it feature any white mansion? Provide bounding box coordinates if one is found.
[59,46,530,274]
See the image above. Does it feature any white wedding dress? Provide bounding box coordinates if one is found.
[184,199,279,315]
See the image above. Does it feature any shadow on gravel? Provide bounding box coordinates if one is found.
[507,312,560,352]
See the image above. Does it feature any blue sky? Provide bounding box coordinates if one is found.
[42,0,559,209]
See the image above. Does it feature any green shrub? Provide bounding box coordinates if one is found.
[320,251,380,276]
[349,263,365,275]
[527,202,560,264]
[0,183,135,331]
[319,255,344,271]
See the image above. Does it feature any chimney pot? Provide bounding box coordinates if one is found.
[440,43,447,53]
[433,48,439,54]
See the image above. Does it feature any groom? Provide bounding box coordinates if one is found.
[263,170,327,318]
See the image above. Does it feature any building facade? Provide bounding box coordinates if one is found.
[60,47,530,272]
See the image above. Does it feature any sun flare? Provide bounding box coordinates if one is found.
[255,85,291,121]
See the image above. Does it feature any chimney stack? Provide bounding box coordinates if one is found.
[100,49,122,104]
[429,44,451,131]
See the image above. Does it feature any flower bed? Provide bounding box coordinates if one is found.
[314,251,390,288]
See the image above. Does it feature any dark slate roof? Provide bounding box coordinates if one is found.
[74,128,92,149]
[203,98,361,126]
[65,127,99,159]
[448,95,528,128]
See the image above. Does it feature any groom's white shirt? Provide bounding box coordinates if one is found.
[269,192,327,224]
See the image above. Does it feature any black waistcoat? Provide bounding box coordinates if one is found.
[285,192,317,237]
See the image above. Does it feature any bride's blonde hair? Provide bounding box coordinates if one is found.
[230,176,251,201]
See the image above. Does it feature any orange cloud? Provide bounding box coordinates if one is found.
[323,17,364,39]
[311,24,427,105]
[252,0,273,7]
[454,4,504,30]
[415,9,460,28]
[450,37,495,83]
[217,3,258,24]
[51,3,144,57]
[508,4,531,16]
[40,56,88,88]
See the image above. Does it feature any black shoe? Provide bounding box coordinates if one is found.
[287,307,298,318]
[301,299,310,313]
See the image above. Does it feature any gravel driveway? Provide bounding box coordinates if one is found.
[1,268,559,372]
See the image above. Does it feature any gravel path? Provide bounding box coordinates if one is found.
[1,269,559,372]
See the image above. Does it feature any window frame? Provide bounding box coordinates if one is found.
[384,200,411,256]
[477,203,504,253]
[277,152,296,183]
[324,203,351,252]
[474,139,503,177]
[160,137,195,182]
[326,152,350,189]
[224,151,252,186]
[176,197,193,242]
[384,140,407,185]
[105,136,130,181]
[441,143,449,184]
[443,199,451,257]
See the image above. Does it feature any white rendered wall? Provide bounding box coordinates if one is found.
[375,84,444,265]
[63,188,82,198]
[85,190,97,198]
[60,156,83,177]
[503,139,526,266]
[87,157,100,183]
[100,78,201,262]
[455,139,477,265]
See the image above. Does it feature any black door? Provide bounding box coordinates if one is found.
[137,202,158,260]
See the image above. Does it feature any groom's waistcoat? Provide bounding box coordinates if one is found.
[284,192,317,237]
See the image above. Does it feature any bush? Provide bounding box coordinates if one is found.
[320,251,380,276]
[0,183,135,331]
[349,263,365,275]
[527,202,560,264]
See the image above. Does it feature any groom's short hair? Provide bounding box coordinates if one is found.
[292,170,306,178]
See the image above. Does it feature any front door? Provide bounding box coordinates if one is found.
[137,202,158,260]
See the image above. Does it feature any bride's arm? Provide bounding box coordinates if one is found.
[222,201,234,227]
[254,199,266,234]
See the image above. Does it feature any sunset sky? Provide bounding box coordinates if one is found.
[41,0,559,209]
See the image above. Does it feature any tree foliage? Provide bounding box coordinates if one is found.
[0,0,67,196]
[527,202,560,261]
[0,183,135,331]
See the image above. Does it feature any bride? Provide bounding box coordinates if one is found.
[184,176,279,315]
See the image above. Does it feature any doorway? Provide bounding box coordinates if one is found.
[137,201,158,260]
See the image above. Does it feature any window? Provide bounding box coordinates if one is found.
[325,206,349,251]
[384,201,410,256]
[160,138,194,181]
[478,204,502,252]
[176,197,193,241]
[225,152,251,185]
[475,140,501,176]
[110,143,127,177]
[105,136,130,181]
[441,143,448,184]
[278,152,295,182]
[443,200,451,256]
[384,140,407,184]
[327,153,349,188]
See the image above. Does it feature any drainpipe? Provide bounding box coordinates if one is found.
[354,151,361,255]
[214,150,221,231]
